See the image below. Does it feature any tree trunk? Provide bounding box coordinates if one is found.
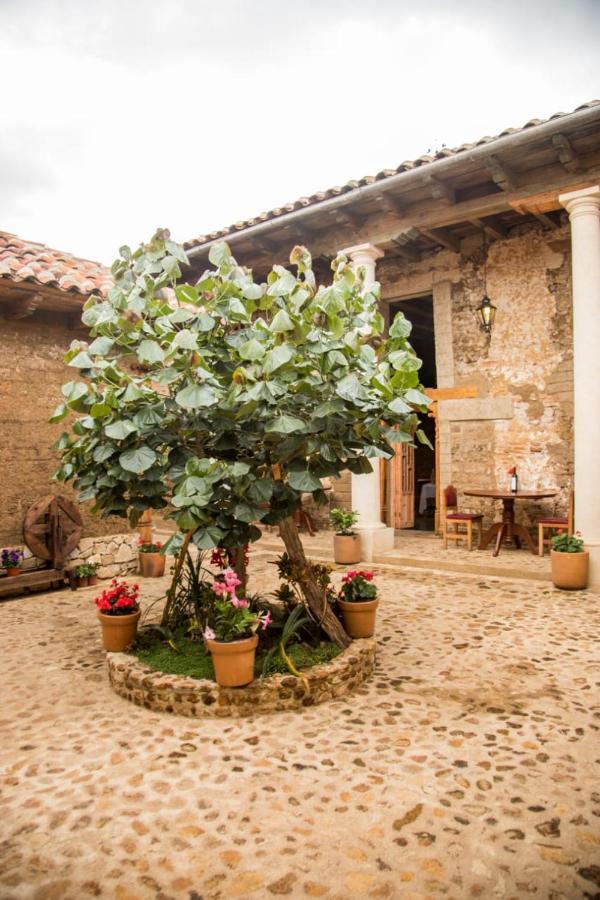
[278,515,351,648]
[161,528,195,628]
[229,546,248,596]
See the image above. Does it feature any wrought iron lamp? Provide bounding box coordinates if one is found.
[477,295,497,333]
[477,233,497,334]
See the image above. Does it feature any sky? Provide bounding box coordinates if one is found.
[1,0,599,265]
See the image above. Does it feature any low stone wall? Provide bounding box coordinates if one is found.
[107,639,376,717]
[5,532,139,579]
[67,533,139,578]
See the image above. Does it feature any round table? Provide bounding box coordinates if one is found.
[463,489,558,557]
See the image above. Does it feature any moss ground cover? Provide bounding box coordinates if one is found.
[134,636,341,681]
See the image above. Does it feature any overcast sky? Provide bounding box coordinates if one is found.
[2,0,599,265]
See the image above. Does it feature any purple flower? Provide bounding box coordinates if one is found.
[1,547,23,568]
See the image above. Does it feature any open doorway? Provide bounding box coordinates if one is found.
[388,295,437,531]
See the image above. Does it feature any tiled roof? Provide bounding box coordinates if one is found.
[185,100,600,249]
[0,232,112,297]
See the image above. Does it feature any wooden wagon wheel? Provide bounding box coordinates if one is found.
[23,495,83,567]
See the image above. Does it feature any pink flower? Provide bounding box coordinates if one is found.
[212,580,228,596]
[231,595,249,608]
[203,626,215,641]
[259,611,272,630]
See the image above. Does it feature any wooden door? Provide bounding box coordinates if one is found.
[391,443,415,528]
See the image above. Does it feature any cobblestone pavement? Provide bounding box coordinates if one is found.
[1,550,599,900]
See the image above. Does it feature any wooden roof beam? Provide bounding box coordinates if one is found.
[419,227,461,253]
[0,290,43,320]
[426,175,455,204]
[532,211,561,231]
[391,239,421,262]
[485,154,516,191]
[468,217,508,240]
[551,133,579,174]
[374,192,404,217]
[328,208,364,230]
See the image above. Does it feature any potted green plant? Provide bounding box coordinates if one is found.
[87,562,99,586]
[203,568,271,687]
[550,531,589,590]
[95,579,141,651]
[330,508,361,564]
[337,569,379,638]
[74,564,89,587]
[1,548,23,576]
[138,539,166,578]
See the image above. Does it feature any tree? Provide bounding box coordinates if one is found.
[53,230,428,647]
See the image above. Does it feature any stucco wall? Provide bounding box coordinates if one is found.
[376,222,574,527]
[0,313,129,547]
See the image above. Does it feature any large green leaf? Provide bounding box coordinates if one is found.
[172,329,198,350]
[265,414,305,434]
[387,397,412,415]
[239,339,265,361]
[208,242,231,268]
[404,388,431,408]
[119,445,157,474]
[175,384,218,409]
[68,350,94,369]
[270,309,294,332]
[105,420,138,440]
[287,469,322,492]
[88,336,114,356]
[138,340,165,364]
[263,345,293,374]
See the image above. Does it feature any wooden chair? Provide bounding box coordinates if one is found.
[538,491,574,556]
[442,485,483,551]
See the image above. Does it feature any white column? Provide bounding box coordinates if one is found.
[341,242,395,562]
[559,185,600,588]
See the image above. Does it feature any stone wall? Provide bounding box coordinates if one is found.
[376,221,574,527]
[67,533,139,578]
[107,638,376,717]
[0,312,128,546]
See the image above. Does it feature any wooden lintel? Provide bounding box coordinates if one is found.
[468,217,507,240]
[426,385,479,401]
[396,226,421,244]
[426,175,455,204]
[0,290,44,320]
[328,208,363,229]
[375,193,404,217]
[485,154,516,191]
[420,227,461,253]
[551,133,579,174]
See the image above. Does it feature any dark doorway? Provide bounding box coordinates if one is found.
[389,296,437,531]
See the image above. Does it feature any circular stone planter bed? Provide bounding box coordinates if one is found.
[106,639,376,717]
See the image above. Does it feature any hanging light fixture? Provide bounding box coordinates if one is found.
[477,233,497,334]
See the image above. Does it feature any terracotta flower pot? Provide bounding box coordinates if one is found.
[5,567,21,577]
[88,575,98,586]
[76,576,89,587]
[205,635,258,687]
[139,552,166,578]
[97,610,141,652]
[338,597,379,638]
[550,550,589,590]
[334,534,361,565]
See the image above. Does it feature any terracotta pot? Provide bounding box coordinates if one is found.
[334,534,361,565]
[338,597,379,638]
[76,576,89,587]
[550,550,589,590]
[139,552,166,577]
[5,567,21,577]
[205,635,258,687]
[88,575,98,586]
[97,610,141,652]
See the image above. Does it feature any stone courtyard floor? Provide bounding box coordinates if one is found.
[1,549,599,900]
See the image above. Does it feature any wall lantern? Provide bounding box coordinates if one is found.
[477,232,497,334]
[477,295,497,333]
